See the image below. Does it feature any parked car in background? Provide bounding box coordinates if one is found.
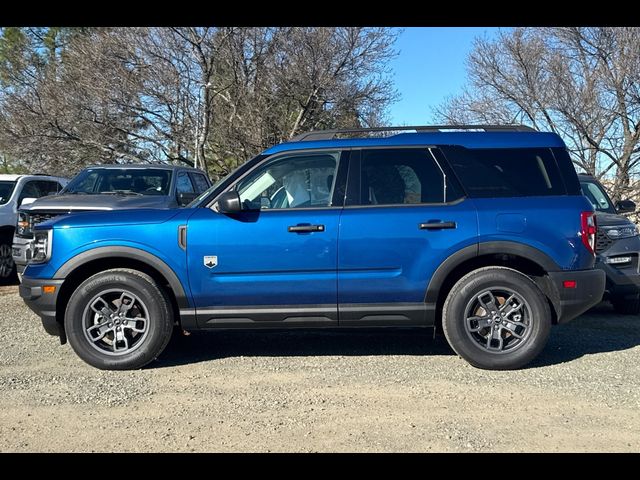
[0,174,68,283]
[18,125,605,371]
[579,173,640,314]
[12,165,210,279]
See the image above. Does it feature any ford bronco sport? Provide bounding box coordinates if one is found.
[18,125,606,370]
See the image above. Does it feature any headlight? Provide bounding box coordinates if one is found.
[30,229,52,264]
[16,212,32,237]
[603,225,638,239]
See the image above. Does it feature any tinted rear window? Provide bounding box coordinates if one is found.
[445,147,567,198]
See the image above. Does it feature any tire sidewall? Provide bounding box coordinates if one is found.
[65,270,172,370]
[0,235,17,284]
[443,268,551,370]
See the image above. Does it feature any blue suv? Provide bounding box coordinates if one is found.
[19,125,606,370]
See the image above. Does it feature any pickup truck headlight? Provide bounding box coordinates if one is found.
[603,225,638,239]
[30,229,52,264]
[16,212,32,237]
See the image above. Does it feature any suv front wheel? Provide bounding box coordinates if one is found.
[65,269,174,370]
[442,266,551,370]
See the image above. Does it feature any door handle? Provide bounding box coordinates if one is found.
[288,224,325,233]
[419,221,457,230]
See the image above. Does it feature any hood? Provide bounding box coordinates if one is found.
[38,208,186,229]
[22,193,171,213]
[594,211,634,227]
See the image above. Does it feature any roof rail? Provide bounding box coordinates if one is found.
[290,124,536,142]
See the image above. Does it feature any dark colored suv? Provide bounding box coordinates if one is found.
[18,125,605,371]
[579,173,640,314]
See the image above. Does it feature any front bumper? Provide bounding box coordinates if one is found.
[19,276,65,340]
[547,269,606,323]
[595,235,640,299]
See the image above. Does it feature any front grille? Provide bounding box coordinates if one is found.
[596,230,614,253]
[30,212,62,226]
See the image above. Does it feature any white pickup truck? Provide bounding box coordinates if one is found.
[0,174,68,283]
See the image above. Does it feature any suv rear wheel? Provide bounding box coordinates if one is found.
[442,266,551,370]
[65,269,173,370]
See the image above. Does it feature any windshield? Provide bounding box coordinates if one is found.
[62,168,172,196]
[580,180,616,214]
[0,181,16,205]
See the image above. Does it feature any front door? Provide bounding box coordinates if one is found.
[186,149,348,328]
[337,147,478,325]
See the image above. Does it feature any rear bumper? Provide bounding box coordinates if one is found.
[19,276,64,338]
[548,270,605,323]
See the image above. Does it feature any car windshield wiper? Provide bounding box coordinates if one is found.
[99,190,144,196]
[62,191,89,195]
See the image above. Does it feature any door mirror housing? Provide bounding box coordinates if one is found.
[218,191,243,213]
[176,192,198,207]
[616,199,636,214]
[20,197,37,207]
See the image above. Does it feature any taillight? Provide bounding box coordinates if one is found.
[580,211,597,255]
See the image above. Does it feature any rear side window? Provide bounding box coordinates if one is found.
[445,147,566,197]
[551,148,581,195]
[358,148,463,206]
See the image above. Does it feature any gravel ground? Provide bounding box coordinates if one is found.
[0,284,639,452]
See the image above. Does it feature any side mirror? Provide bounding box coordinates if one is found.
[176,192,198,207]
[616,199,636,214]
[217,191,243,214]
[20,197,37,207]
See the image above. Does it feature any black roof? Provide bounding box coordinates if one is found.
[577,173,595,179]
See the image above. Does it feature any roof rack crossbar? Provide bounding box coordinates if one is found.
[290,124,536,142]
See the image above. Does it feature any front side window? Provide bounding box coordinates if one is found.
[190,173,210,193]
[63,168,172,196]
[235,152,339,210]
[176,172,195,194]
[358,148,460,206]
[0,181,16,205]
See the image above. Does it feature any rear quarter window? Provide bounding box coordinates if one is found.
[444,147,567,198]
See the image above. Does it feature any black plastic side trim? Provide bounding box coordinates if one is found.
[194,304,338,328]
[54,246,189,308]
[477,241,559,272]
[339,303,431,326]
[425,244,478,303]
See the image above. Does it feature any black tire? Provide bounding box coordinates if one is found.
[0,234,17,285]
[65,268,173,370]
[442,266,551,370]
[611,296,640,315]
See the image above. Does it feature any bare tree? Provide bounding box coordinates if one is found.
[436,27,640,203]
[0,27,399,178]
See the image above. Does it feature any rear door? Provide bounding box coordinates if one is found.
[337,147,478,326]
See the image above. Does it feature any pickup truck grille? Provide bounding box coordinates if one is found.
[596,230,613,253]
[30,212,63,226]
